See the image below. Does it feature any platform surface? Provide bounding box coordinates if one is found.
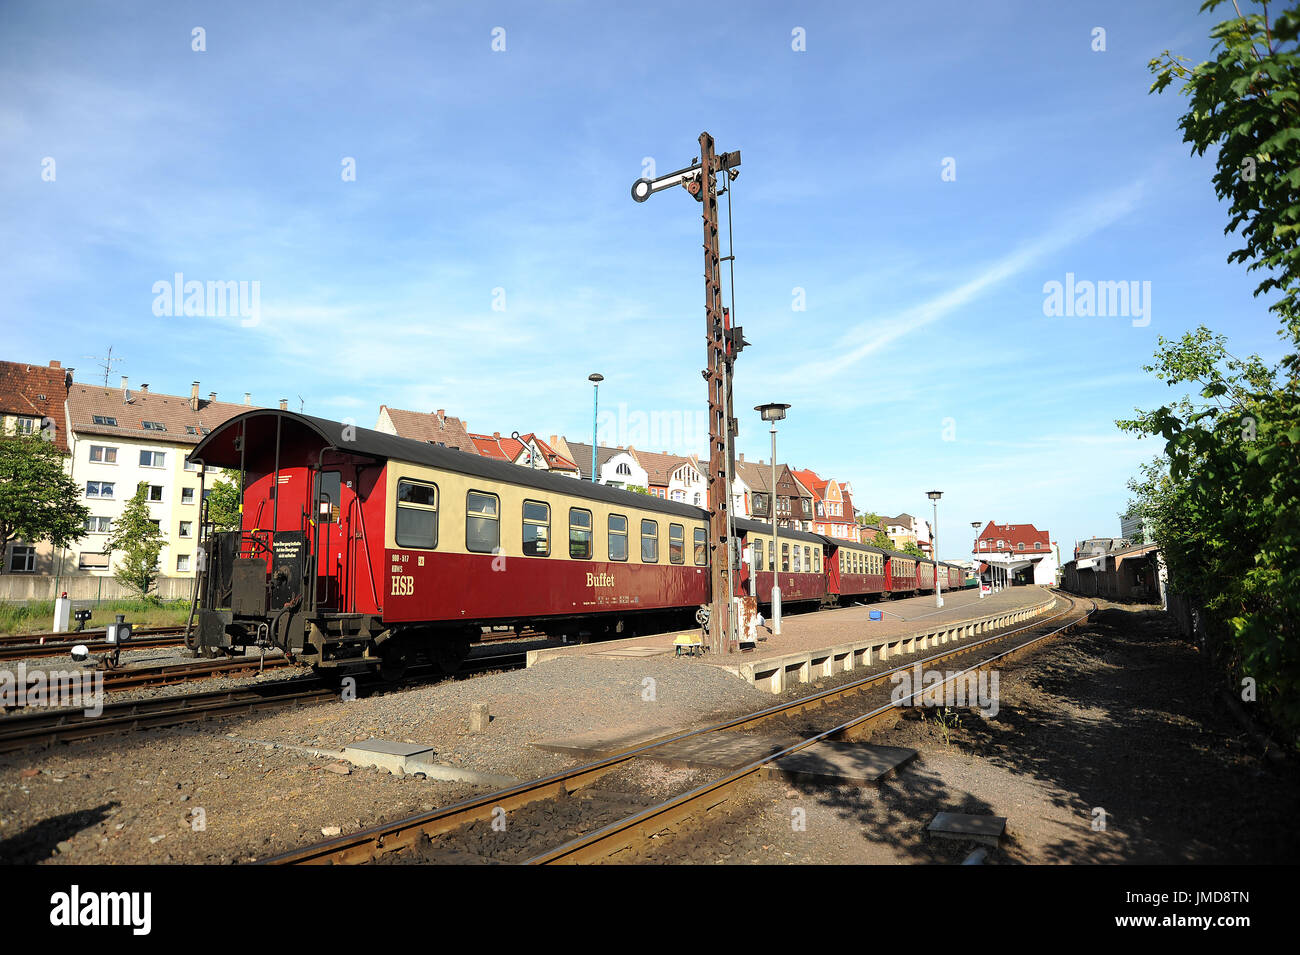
[527,585,1050,673]
[531,724,678,758]
[644,731,804,770]
[765,741,917,786]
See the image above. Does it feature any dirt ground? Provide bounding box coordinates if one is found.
[626,601,1300,864]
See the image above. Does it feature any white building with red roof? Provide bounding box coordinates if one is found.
[973,520,1059,586]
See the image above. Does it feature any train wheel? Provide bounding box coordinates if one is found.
[434,630,474,674]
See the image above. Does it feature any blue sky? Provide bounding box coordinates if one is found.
[1,0,1286,560]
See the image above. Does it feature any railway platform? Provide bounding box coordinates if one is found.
[527,585,1056,693]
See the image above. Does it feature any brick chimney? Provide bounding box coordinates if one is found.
[208,392,217,404]
[279,398,288,411]
[49,360,61,368]
[243,393,251,405]
[190,382,200,412]
[738,452,745,462]
[140,383,149,394]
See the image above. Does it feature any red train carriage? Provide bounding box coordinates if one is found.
[734,518,828,608]
[917,559,936,594]
[190,410,711,675]
[823,539,888,604]
[885,552,919,595]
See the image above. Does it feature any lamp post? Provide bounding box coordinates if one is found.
[971,521,985,597]
[587,374,603,483]
[755,403,790,634]
[926,491,943,608]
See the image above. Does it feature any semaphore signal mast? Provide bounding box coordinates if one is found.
[631,132,746,653]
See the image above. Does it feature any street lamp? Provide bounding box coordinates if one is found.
[926,491,943,608]
[971,521,985,598]
[755,402,790,634]
[587,374,603,483]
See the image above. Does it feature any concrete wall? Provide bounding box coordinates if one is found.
[0,573,196,602]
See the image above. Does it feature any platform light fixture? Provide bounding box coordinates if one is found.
[588,374,604,483]
[926,491,943,609]
[755,403,790,634]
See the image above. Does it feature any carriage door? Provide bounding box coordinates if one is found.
[314,470,345,610]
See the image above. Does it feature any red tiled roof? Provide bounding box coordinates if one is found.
[469,432,525,462]
[381,407,478,453]
[66,383,255,447]
[0,359,70,451]
[976,521,1051,550]
[519,434,579,472]
[631,449,690,487]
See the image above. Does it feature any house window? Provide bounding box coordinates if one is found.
[184,458,199,471]
[148,519,161,531]
[569,508,592,559]
[693,493,701,506]
[694,527,707,566]
[671,489,685,503]
[139,450,166,468]
[89,445,117,463]
[85,481,114,499]
[1034,542,1041,550]
[608,514,629,561]
[465,491,500,553]
[176,554,191,572]
[522,501,550,557]
[142,420,166,431]
[1018,542,1025,551]
[395,479,438,549]
[669,524,684,565]
[91,414,117,427]
[84,516,112,534]
[78,552,110,570]
[641,519,658,563]
[13,417,39,434]
[147,485,164,502]
[616,463,631,476]
[8,545,35,573]
[179,521,193,538]
[181,487,195,505]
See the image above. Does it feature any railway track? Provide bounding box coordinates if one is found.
[0,650,528,752]
[258,592,1094,865]
[98,654,299,691]
[0,626,188,662]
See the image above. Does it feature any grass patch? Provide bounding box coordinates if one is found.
[0,598,191,635]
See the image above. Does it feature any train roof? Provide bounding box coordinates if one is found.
[190,409,707,521]
[734,517,827,546]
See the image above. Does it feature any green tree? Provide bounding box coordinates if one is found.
[107,483,165,599]
[902,541,926,559]
[871,531,893,550]
[0,433,88,573]
[1131,1,1300,745]
[204,474,242,531]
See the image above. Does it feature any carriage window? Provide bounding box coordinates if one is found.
[804,546,811,571]
[641,519,658,563]
[318,471,341,524]
[466,491,500,553]
[523,500,550,557]
[752,538,763,572]
[608,514,628,561]
[694,527,708,565]
[395,479,438,548]
[814,548,821,573]
[781,542,790,572]
[569,508,592,559]
[793,544,802,572]
[668,524,684,564]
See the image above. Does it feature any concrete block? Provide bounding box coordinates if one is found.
[342,739,436,775]
[470,702,490,732]
[928,812,1007,846]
